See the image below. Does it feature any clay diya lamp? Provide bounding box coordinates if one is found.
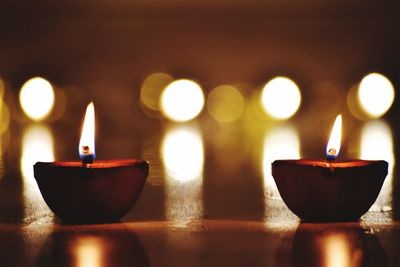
[34,102,149,223]
[272,115,388,222]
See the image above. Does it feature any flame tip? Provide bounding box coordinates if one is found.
[326,114,342,160]
[79,101,96,161]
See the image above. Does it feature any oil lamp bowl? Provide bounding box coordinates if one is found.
[272,159,388,222]
[34,159,149,223]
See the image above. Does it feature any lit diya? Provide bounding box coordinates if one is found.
[34,102,149,223]
[272,115,388,221]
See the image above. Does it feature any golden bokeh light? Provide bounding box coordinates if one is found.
[140,73,174,114]
[207,85,244,123]
[0,101,10,137]
[72,236,103,267]
[162,125,204,182]
[0,133,3,180]
[21,124,54,218]
[360,120,394,212]
[0,78,5,99]
[19,77,55,121]
[0,79,10,162]
[358,73,395,118]
[0,78,9,136]
[162,125,204,226]
[21,125,55,185]
[261,77,301,120]
[263,125,300,198]
[263,125,300,225]
[347,84,368,121]
[160,79,205,122]
[323,234,355,267]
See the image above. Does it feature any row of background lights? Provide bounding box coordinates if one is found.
[16,73,395,123]
[141,72,395,123]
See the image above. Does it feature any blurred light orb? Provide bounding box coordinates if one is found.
[21,124,54,180]
[360,120,394,212]
[73,236,103,267]
[358,73,394,118]
[160,79,204,122]
[207,85,244,123]
[19,77,55,121]
[263,125,300,198]
[140,72,174,112]
[0,100,10,136]
[162,126,204,182]
[261,77,301,120]
[0,78,5,99]
[0,78,9,135]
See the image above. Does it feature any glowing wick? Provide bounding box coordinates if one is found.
[327,148,337,158]
[81,145,93,164]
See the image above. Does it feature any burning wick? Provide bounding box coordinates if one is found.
[326,148,337,161]
[81,146,94,164]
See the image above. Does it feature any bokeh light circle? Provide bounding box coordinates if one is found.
[162,126,204,182]
[358,73,394,118]
[0,100,10,136]
[261,77,301,120]
[140,73,174,112]
[160,79,205,122]
[19,77,55,121]
[207,85,244,123]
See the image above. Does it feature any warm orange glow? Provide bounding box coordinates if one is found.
[323,234,355,267]
[326,114,342,160]
[19,77,55,121]
[358,73,395,118]
[207,85,244,123]
[73,236,103,267]
[140,72,173,112]
[162,125,204,182]
[160,79,205,122]
[21,124,54,218]
[263,125,300,226]
[79,102,96,160]
[261,77,301,120]
[162,125,204,227]
[361,120,394,212]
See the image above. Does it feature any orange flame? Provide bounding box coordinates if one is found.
[326,114,342,160]
[79,102,95,160]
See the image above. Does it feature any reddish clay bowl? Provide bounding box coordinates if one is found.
[271,160,388,222]
[34,159,149,223]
